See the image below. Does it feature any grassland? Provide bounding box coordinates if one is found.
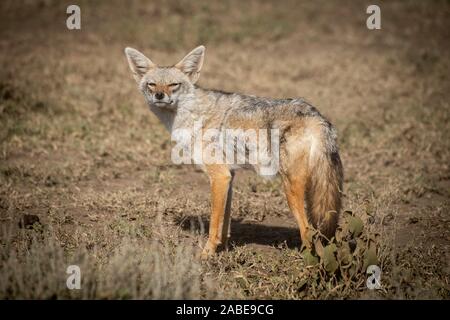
[0,0,449,299]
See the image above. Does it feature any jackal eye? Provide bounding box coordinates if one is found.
[169,83,181,91]
[147,82,156,88]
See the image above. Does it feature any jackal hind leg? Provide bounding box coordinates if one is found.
[281,166,312,249]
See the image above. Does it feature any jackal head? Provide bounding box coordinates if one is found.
[124,45,205,110]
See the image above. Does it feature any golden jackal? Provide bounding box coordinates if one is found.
[125,46,343,258]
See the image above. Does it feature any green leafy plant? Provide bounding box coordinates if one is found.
[301,211,379,287]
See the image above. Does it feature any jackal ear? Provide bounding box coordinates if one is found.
[175,45,205,84]
[124,47,155,82]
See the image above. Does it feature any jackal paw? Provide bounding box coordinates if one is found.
[201,240,218,260]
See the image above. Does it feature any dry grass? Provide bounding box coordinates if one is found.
[0,216,220,299]
[0,0,449,299]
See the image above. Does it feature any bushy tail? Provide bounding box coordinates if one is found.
[305,148,343,240]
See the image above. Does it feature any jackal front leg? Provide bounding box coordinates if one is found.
[202,165,232,260]
[221,171,234,251]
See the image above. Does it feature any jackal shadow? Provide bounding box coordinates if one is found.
[176,215,301,249]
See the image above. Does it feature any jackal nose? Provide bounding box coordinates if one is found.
[155,92,164,100]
